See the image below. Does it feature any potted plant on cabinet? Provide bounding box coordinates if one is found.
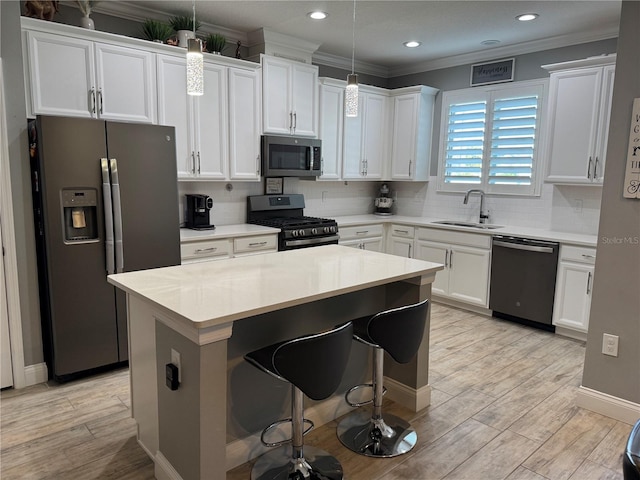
[141,19,173,44]
[205,33,227,54]
[76,0,99,29]
[169,15,201,47]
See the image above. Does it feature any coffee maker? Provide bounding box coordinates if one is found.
[185,194,215,230]
[374,183,394,215]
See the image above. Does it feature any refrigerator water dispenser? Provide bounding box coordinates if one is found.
[61,189,98,243]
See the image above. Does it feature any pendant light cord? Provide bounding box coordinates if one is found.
[192,0,196,35]
[351,0,356,75]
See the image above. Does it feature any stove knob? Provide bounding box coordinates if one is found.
[323,226,330,234]
[311,228,318,235]
[292,230,298,237]
[330,226,337,233]
[300,229,306,237]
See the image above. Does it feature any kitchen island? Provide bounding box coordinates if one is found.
[107,245,443,480]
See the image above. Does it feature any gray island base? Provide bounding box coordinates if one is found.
[108,245,443,480]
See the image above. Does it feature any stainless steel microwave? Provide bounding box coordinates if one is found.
[261,135,321,177]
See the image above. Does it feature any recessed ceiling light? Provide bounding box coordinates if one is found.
[481,39,501,46]
[404,41,421,48]
[308,11,328,20]
[517,13,539,21]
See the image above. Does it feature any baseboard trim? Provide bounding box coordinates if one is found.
[225,392,353,471]
[384,377,431,412]
[576,386,640,425]
[154,451,183,480]
[23,362,48,387]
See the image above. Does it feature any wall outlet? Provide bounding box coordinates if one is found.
[171,348,182,382]
[602,334,619,357]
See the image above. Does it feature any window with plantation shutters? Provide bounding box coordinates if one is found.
[438,80,547,196]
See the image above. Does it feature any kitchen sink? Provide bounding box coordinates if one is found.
[431,220,504,230]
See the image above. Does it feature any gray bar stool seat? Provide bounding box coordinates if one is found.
[244,321,354,480]
[337,299,429,458]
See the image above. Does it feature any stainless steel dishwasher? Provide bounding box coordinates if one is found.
[489,236,560,331]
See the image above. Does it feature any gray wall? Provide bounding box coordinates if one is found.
[1,0,43,366]
[581,1,640,404]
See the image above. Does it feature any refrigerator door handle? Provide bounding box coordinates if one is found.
[101,158,116,274]
[109,158,125,273]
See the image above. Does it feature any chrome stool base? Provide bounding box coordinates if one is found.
[337,411,417,458]
[251,445,343,480]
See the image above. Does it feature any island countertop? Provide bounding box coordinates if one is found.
[107,244,443,329]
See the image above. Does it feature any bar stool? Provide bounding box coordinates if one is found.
[244,321,354,480]
[337,299,429,458]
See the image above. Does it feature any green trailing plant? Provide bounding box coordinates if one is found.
[141,19,173,43]
[169,15,201,32]
[205,33,226,53]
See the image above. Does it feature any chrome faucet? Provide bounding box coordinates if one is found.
[463,189,490,224]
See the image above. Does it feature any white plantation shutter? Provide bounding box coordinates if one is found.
[439,80,547,196]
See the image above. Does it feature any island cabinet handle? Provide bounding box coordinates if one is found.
[195,247,218,254]
[249,241,268,248]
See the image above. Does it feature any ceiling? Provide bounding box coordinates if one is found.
[97,1,621,77]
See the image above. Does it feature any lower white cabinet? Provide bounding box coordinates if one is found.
[339,224,384,252]
[414,228,491,307]
[552,245,596,334]
[181,233,277,264]
[387,224,415,258]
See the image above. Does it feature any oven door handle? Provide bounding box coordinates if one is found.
[493,240,555,254]
[284,235,340,248]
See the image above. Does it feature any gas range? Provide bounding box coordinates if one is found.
[246,195,339,251]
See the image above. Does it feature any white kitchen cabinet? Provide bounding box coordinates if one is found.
[339,224,384,252]
[552,245,596,336]
[387,224,415,258]
[414,228,491,307]
[181,233,277,264]
[262,55,318,137]
[543,56,616,185]
[343,88,389,180]
[228,67,262,180]
[25,29,156,123]
[318,79,344,180]
[157,54,227,179]
[233,234,278,257]
[389,86,438,181]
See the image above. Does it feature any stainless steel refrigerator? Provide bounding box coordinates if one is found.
[30,116,181,381]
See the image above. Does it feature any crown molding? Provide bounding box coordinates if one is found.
[312,51,390,78]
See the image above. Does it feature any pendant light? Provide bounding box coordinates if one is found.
[345,0,358,117]
[186,0,203,96]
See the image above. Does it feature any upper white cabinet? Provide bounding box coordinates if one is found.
[261,55,318,137]
[389,86,438,181]
[543,55,616,185]
[158,54,261,181]
[343,88,389,180]
[318,78,344,180]
[24,29,156,123]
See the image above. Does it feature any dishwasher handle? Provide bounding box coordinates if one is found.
[493,240,555,254]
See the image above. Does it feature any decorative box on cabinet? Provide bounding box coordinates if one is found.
[387,224,415,258]
[543,55,616,185]
[414,227,491,307]
[261,55,318,137]
[342,87,389,180]
[157,54,261,181]
[338,224,384,252]
[552,245,596,339]
[24,25,157,123]
[389,86,438,181]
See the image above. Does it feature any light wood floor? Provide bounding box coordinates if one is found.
[1,303,632,479]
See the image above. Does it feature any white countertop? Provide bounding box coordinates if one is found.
[334,214,598,247]
[107,244,444,329]
[180,224,280,242]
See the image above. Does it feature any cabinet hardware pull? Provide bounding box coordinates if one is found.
[408,159,412,176]
[98,88,103,114]
[289,112,293,131]
[293,112,297,131]
[356,231,369,235]
[90,88,96,114]
[587,156,593,179]
[581,254,596,260]
[197,152,201,174]
[195,247,217,254]
[444,250,449,268]
[593,157,599,179]
[586,271,592,294]
[256,155,260,175]
[249,241,268,247]
[449,250,453,268]
[395,229,409,234]
[408,244,412,258]
[191,152,196,174]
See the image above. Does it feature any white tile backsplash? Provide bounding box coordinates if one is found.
[178,178,602,235]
